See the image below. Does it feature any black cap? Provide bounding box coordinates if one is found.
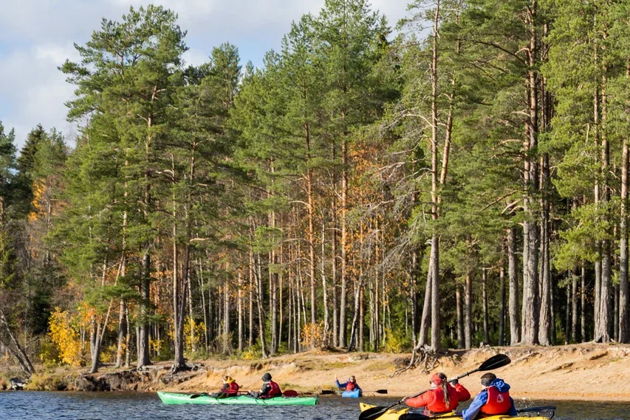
[262,372,272,381]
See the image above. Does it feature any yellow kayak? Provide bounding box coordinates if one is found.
[359,403,551,420]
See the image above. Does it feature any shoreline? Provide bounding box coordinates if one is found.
[6,343,630,402]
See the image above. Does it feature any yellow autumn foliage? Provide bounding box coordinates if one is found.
[185,317,206,351]
[301,322,327,349]
[48,308,83,367]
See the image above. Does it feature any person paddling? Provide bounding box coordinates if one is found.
[211,375,240,398]
[249,372,282,399]
[403,372,470,416]
[461,373,516,420]
[336,375,361,392]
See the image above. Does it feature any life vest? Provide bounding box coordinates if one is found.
[426,387,459,413]
[346,381,356,391]
[405,383,470,413]
[225,381,240,396]
[480,386,512,415]
[264,380,282,398]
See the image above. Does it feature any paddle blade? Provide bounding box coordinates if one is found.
[320,389,336,395]
[374,389,388,394]
[359,405,389,420]
[478,354,511,371]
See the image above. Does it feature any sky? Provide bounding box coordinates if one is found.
[0,0,409,149]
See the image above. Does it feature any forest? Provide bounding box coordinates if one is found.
[0,0,629,376]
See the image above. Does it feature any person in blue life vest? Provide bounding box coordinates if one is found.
[336,375,361,392]
[461,373,517,420]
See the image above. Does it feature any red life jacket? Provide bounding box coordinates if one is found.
[405,383,470,414]
[225,381,240,396]
[264,380,282,398]
[346,381,356,391]
[480,386,512,415]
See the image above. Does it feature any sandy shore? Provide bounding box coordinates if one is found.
[171,343,630,402]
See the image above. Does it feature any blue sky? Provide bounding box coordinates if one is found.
[0,0,409,149]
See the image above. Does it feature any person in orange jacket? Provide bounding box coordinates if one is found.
[403,372,471,416]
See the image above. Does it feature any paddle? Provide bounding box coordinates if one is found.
[358,354,511,420]
[190,390,248,399]
[322,389,388,395]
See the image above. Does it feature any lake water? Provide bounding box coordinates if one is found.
[0,392,628,419]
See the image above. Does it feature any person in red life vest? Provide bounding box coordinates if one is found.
[461,373,517,420]
[250,372,282,399]
[221,375,240,397]
[335,375,361,392]
[403,372,471,416]
[210,375,240,398]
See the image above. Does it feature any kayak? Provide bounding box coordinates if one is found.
[358,403,551,420]
[342,388,362,398]
[157,391,318,406]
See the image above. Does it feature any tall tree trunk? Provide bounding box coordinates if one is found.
[482,269,489,344]
[248,250,255,347]
[581,264,586,341]
[223,279,230,353]
[238,271,243,352]
[137,251,151,368]
[428,0,442,352]
[416,259,432,348]
[255,253,268,358]
[595,74,612,342]
[321,223,330,342]
[507,228,520,344]
[499,265,506,346]
[539,153,551,345]
[171,158,186,372]
[305,123,317,325]
[464,272,472,349]
[339,136,348,348]
[521,0,540,346]
[456,284,464,348]
[571,272,578,342]
[619,65,630,343]
[115,298,127,368]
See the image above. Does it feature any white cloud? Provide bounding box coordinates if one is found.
[0,44,77,147]
[0,0,409,149]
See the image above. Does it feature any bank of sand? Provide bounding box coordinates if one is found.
[171,344,630,401]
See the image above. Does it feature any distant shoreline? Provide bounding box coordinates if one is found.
[5,343,629,402]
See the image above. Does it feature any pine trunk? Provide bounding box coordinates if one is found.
[507,228,520,344]
[464,273,472,349]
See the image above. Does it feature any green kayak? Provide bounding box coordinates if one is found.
[157,391,318,406]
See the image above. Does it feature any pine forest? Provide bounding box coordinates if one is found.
[0,0,629,376]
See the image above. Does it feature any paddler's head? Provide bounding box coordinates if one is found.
[480,373,496,387]
[430,372,447,389]
[262,372,272,382]
[223,375,234,384]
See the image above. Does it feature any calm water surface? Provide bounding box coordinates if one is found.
[0,392,628,420]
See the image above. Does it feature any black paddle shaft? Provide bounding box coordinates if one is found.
[358,354,511,420]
